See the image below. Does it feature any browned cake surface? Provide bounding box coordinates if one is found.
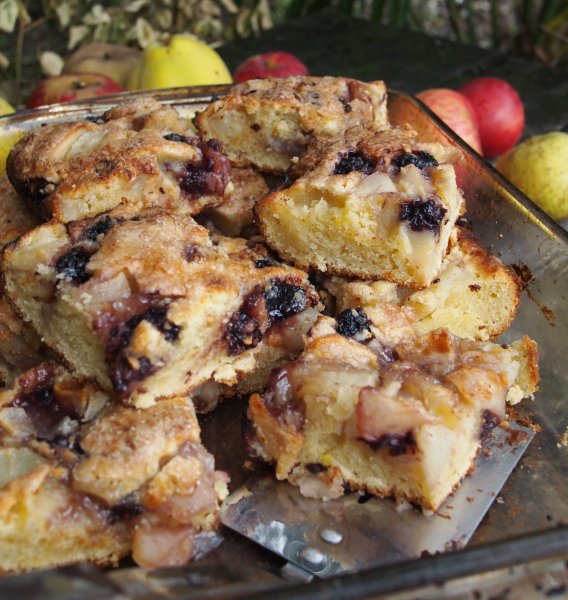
[194,76,388,172]
[256,126,464,286]
[0,180,45,375]
[3,211,320,407]
[6,98,240,224]
[0,363,227,574]
[248,321,539,510]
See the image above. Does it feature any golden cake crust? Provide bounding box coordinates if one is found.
[194,76,388,172]
[6,98,236,223]
[2,211,320,407]
[256,126,464,286]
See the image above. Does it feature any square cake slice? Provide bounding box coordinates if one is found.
[0,363,227,574]
[194,76,388,173]
[247,323,538,510]
[6,98,265,224]
[256,127,464,287]
[0,179,44,374]
[2,212,320,407]
[324,228,522,342]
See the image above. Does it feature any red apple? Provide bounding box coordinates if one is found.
[233,51,308,83]
[27,72,124,109]
[458,77,524,159]
[416,88,483,155]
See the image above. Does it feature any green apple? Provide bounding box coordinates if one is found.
[496,131,568,221]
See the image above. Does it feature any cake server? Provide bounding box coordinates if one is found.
[221,423,534,580]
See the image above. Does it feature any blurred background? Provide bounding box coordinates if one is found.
[0,0,566,104]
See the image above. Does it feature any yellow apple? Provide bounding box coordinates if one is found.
[496,132,568,221]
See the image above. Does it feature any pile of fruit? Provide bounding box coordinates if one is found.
[1,37,567,221]
[415,80,568,221]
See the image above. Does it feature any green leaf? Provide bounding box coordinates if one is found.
[286,0,306,19]
[0,0,19,33]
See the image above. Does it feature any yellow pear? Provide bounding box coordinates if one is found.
[0,97,14,117]
[496,131,568,220]
[0,99,18,179]
[128,35,232,91]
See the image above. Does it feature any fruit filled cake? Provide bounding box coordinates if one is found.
[6,98,265,224]
[199,166,269,237]
[0,180,44,374]
[3,211,320,408]
[256,126,464,287]
[194,76,388,172]
[247,320,539,510]
[0,363,228,574]
[324,228,521,342]
[0,75,542,575]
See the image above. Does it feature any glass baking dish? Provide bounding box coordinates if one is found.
[0,85,566,599]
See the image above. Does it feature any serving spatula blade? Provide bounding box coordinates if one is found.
[221,423,533,578]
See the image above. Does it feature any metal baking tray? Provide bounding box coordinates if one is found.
[0,85,566,598]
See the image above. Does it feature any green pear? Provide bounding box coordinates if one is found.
[63,43,140,88]
[496,131,568,220]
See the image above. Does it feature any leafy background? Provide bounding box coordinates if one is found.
[0,0,566,104]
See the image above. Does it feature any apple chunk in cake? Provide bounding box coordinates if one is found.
[247,324,538,510]
[194,76,388,173]
[3,212,320,407]
[0,363,227,574]
[6,97,264,224]
[256,127,464,287]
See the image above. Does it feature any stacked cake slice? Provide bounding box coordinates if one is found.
[0,364,227,574]
[248,321,538,510]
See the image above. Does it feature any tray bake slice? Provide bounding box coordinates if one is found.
[2,211,320,408]
[6,98,265,224]
[324,228,521,342]
[0,363,227,574]
[247,320,539,511]
[256,127,464,287]
[0,180,44,375]
[194,76,388,173]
